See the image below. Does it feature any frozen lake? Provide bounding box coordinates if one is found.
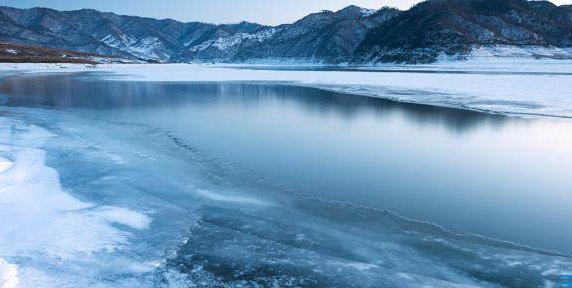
[0,70,571,287]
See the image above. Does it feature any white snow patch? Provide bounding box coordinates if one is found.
[468,45,572,59]
[188,28,279,53]
[87,206,152,230]
[0,259,18,288]
[107,152,127,164]
[335,261,378,271]
[436,45,572,62]
[360,8,377,17]
[0,157,12,174]
[196,189,269,205]
[101,33,163,60]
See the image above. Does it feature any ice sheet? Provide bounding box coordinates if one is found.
[0,118,152,287]
[1,63,572,287]
[0,108,570,287]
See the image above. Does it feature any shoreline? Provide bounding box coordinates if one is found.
[2,61,572,120]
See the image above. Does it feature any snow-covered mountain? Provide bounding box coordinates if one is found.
[177,6,400,63]
[1,0,572,64]
[355,0,572,63]
[0,6,258,62]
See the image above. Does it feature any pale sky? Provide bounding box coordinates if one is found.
[1,0,571,25]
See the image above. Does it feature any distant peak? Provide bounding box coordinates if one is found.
[339,4,362,11]
[337,5,376,17]
[337,5,364,12]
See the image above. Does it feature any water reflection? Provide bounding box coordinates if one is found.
[0,73,509,134]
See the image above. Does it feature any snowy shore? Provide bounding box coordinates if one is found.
[2,60,572,118]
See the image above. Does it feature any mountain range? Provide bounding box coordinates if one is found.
[1,0,572,64]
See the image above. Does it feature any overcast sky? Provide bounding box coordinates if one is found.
[2,0,572,25]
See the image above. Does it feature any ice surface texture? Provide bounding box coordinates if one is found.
[0,117,152,287]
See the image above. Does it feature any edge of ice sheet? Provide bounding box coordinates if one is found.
[0,118,152,287]
[2,61,572,119]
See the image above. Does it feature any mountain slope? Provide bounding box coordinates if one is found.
[0,6,258,61]
[1,1,572,64]
[0,40,129,63]
[354,0,572,63]
[180,6,400,63]
[0,5,400,63]
[231,6,400,63]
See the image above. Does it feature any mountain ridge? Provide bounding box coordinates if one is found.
[1,0,572,64]
[354,0,572,63]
